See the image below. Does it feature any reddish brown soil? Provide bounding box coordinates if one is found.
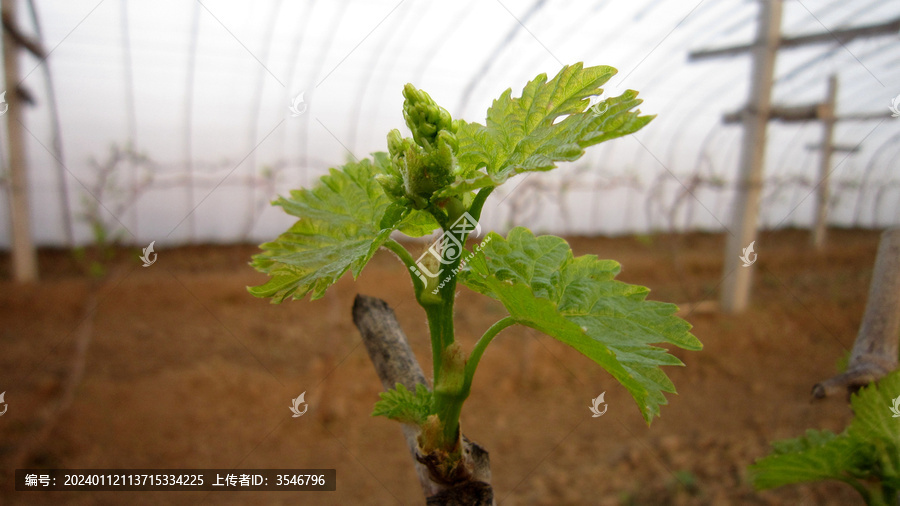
[0,229,884,505]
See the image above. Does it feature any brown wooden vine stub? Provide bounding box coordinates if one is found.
[812,229,900,400]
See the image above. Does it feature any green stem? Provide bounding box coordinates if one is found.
[419,219,464,388]
[429,229,462,384]
[383,239,424,295]
[837,477,876,505]
[424,304,445,385]
[463,317,516,396]
[878,483,898,506]
[419,188,498,452]
[383,238,444,382]
[427,191,496,449]
[468,186,495,223]
[428,257,463,448]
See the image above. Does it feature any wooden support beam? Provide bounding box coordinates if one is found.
[805,143,859,153]
[723,104,819,124]
[690,17,900,61]
[836,112,894,122]
[724,106,892,124]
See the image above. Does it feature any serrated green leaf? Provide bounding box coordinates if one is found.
[441,63,653,197]
[249,156,438,303]
[750,430,869,489]
[847,369,900,465]
[847,369,900,490]
[379,202,408,231]
[379,201,438,238]
[459,227,700,424]
[750,369,900,496]
[372,383,433,426]
[396,208,442,238]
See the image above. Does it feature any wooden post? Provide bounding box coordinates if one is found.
[720,0,782,313]
[812,75,837,250]
[691,7,898,313]
[2,0,38,282]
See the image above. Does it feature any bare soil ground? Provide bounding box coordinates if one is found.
[0,228,884,505]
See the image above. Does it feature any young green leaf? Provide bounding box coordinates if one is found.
[750,369,900,498]
[847,370,900,476]
[249,156,438,303]
[441,63,653,197]
[372,383,433,426]
[459,227,701,423]
[750,430,870,490]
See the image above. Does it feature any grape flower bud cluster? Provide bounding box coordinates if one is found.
[376,84,460,210]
